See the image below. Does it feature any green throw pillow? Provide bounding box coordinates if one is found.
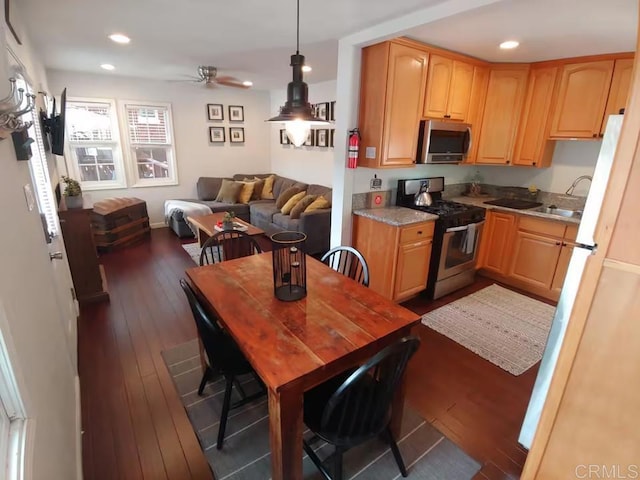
[290,194,317,219]
[275,186,303,209]
[215,179,243,204]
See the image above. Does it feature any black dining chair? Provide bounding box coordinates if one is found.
[179,278,265,449]
[320,246,370,287]
[302,336,420,480]
[199,230,262,266]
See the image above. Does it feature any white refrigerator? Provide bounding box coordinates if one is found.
[518,114,624,449]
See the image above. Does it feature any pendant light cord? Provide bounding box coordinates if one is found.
[296,0,300,55]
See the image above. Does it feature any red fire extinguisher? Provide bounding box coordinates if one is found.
[347,128,360,169]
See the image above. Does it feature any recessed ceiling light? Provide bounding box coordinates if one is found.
[100,63,115,71]
[302,65,312,73]
[108,33,130,44]
[499,40,520,50]
[242,80,253,87]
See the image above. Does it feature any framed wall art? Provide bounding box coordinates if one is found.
[330,101,336,121]
[315,129,329,147]
[228,105,244,122]
[209,126,225,143]
[229,127,245,143]
[207,103,224,121]
[315,102,329,121]
[279,129,290,145]
[303,130,315,147]
[330,129,335,147]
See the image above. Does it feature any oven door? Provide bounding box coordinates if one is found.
[437,221,484,281]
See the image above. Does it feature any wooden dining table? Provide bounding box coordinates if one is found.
[185,252,421,480]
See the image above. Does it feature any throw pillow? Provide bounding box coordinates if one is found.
[304,196,331,212]
[290,194,317,219]
[215,179,243,204]
[281,191,307,215]
[237,181,255,204]
[261,175,276,200]
[275,186,303,209]
[243,177,265,200]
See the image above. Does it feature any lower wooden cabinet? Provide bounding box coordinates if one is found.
[478,211,578,301]
[352,214,434,302]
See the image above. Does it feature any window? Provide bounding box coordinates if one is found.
[121,102,178,186]
[66,98,126,190]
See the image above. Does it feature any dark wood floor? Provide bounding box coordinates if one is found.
[79,228,542,479]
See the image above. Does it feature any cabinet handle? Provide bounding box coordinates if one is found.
[592,133,598,138]
[506,160,511,164]
[444,114,451,119]
[417,231,422,235]
[555,242,561,246]
[532,162,536,166]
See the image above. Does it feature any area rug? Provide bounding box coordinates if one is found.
[182,242,222,265]
[162,339,481,480]
[421,284,555,375]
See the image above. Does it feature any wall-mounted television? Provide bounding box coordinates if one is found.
[40,88,66,156]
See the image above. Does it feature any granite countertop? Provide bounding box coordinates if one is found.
[353,207,439,227]
[450,196,581,225]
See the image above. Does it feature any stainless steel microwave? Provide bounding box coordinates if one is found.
[417,120,472,164]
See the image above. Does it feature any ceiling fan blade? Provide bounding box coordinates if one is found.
[216,77,250,89]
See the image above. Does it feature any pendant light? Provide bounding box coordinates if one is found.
[267,0,328,146]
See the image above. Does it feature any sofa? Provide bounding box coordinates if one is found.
[168,173,332,255]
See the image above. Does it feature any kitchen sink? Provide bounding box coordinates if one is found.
[533,206,583,218]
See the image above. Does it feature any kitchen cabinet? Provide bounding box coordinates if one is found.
[463,65,490,164]
[478,212,579,300]
[423,55,474,121]
[600,57,634,134]
[478,211,516,275]
[358,41,429,168]
[352,215,434,302]
[475,65,530,164]
[512,66,559,167]
[549,60,615,139]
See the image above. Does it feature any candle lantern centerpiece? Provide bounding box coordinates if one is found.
[271,231,307,301]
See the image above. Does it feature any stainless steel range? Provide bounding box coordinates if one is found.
[396,177,486,299]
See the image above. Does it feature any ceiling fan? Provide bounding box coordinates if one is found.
[178,66,251,89]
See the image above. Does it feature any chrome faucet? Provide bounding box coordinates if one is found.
[565,175,592,196]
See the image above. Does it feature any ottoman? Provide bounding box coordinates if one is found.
[91,197,150,251]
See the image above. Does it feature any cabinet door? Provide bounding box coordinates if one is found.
[448,60,474,121]
[551,244,574,293]
[476,67,529,164]
[394,239,432,301]
[513,66,559,167]
[481,212,516,274]
[509,230,562,290]
[382,43,429,166]
[464,65,489,164]
[601,58,634,134]
[423,54,452,119]
[550,60,614,139]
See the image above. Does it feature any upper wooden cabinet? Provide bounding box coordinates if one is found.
[601,58,634,134]
[358,41,429,168]
[550,60,615,139]
[423,55,474,121]
[475,66,529,164]
[463,65,490,164]
[512,66,559,167]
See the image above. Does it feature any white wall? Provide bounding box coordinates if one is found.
[48,70,272,225]
[353,140,601,198]
[1,3,80,479]
[269,79,336,187]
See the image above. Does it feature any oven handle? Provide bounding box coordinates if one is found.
[445,220,485,233]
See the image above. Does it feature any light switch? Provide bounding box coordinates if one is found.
[23,184,36,211]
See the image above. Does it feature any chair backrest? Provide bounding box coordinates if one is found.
[200,230,262,266]
[320,246,370,287]
[320,336,420,446]
[179,278,242,368]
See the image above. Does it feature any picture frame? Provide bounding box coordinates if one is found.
[315,102,329,121]
[303,130,315,147]
[279,129,290,145]
[228,105,244,122]
[330,101,336,122]
[207,103,224,121]
[209,126,225,143]
[315,129,329,147]
[229,127,245,143]
[330,129,335,148]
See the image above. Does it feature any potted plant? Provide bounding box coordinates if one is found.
[61,175,83,209]
[222,211,236,230]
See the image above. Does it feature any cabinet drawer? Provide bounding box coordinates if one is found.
[518,216,566,238]
[400,222,434,244]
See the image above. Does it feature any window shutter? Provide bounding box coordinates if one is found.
[125,105,170,144]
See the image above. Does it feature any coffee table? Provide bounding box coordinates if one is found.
[187,212,265,247]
